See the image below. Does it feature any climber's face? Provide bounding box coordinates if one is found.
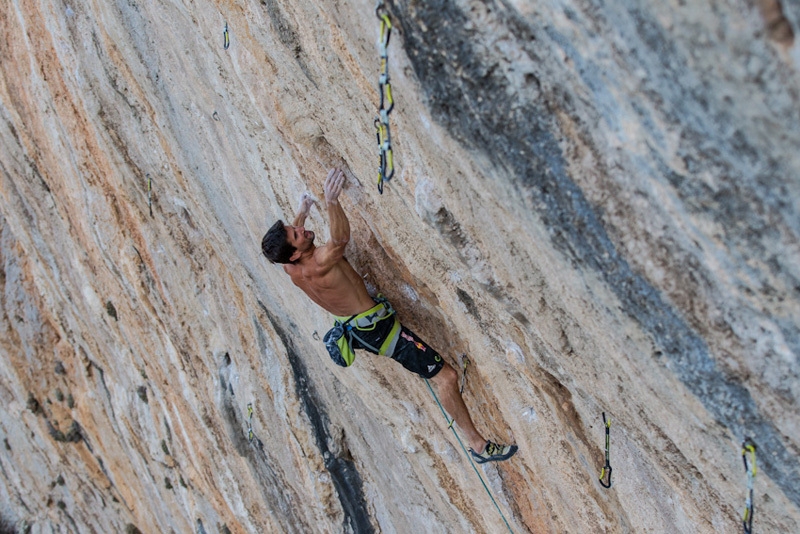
[285,225,315,260]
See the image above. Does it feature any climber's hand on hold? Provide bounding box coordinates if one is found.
[324,168,345,206]
[292,191,315,227]
[298,192,314,216]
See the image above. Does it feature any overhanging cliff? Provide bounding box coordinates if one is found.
[1,0,799,532]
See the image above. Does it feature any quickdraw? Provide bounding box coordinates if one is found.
[223,22,230,50]
[459,354,470,395]
[742,437,757,534]
[598,412,612,488]
[444,355,471,429]
[147,173,153,217]
[374,1,395,194]
[246,403,254,443]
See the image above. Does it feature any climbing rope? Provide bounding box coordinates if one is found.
[425,379,514,534]
[374,0,395,194]
[598,412,612,489]
[741,437,757,534]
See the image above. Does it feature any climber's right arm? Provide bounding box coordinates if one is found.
[316,169,349,269]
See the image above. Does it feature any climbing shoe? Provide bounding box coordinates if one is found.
[470,441,518,464]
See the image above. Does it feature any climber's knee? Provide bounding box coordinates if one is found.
[431,361,457,389]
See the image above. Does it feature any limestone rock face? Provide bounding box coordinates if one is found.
[1,0,799,532]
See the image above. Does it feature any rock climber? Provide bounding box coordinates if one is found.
[261,168,517,463]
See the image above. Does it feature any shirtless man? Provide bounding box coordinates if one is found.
[261,168,517,463]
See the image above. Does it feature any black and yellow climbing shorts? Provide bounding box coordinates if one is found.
[389,325,444,379]
[335,299,444,379]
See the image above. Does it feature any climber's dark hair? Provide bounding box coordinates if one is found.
[262,220,296,264]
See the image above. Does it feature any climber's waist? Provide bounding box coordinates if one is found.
[334,299,394,330]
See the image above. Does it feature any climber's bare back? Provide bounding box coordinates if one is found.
[284,253,375,317]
